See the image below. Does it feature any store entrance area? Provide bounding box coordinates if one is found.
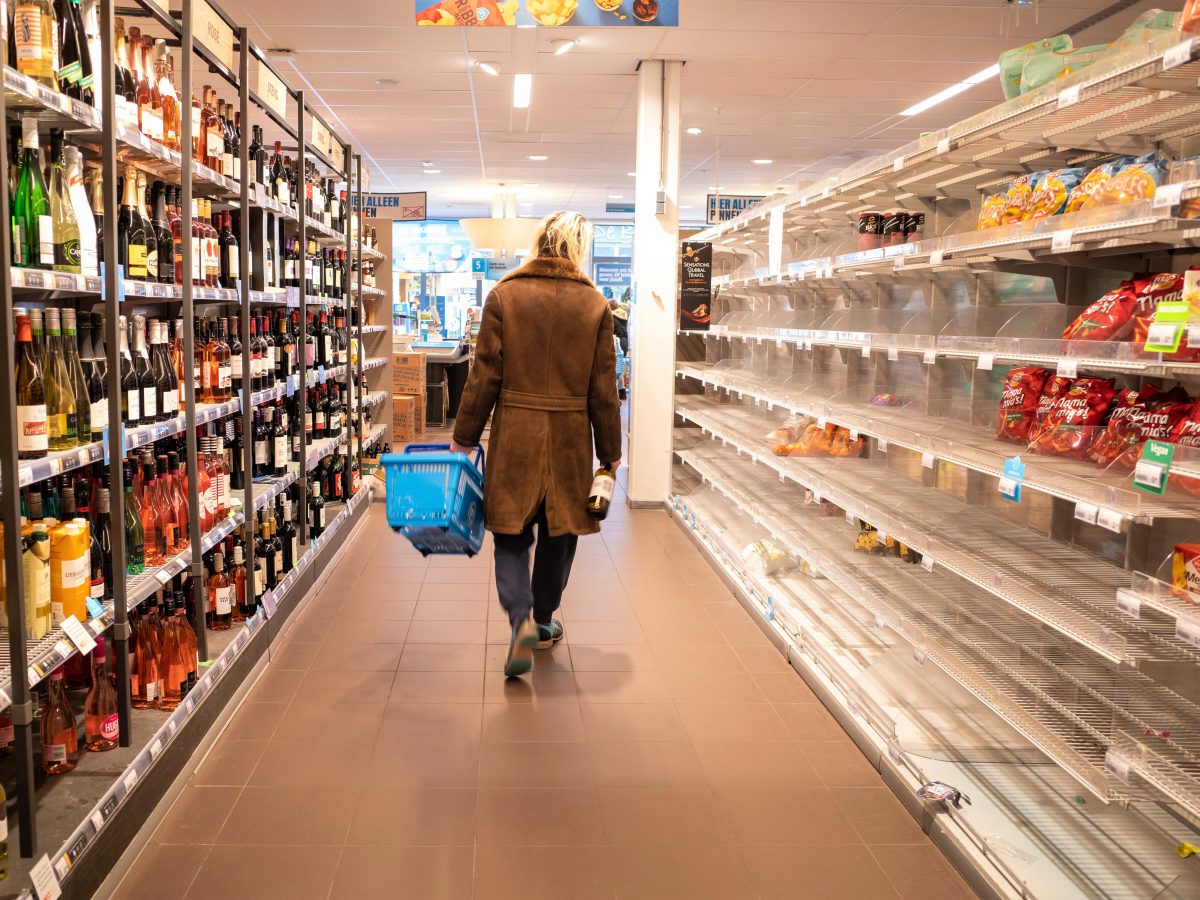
[110,486,971,900]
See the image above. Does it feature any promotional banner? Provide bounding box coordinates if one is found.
[707,194,765,225]
[415,0,678,27]
[351,192,428,221]
[679,242,712,331]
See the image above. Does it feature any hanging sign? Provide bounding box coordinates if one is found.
[330,140,346,171]
[311,116,332,160]
[415,0,678,27]
[255,63,288,120]
[679,241,712,331]
[707,194,765,225]
[192,0,235,72]
[351,192,427,221]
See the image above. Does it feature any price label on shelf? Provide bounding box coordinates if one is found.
[887,739,904,765]
[148,737,163,760]
[860,343,871,358]
[922,349,937,365]
[1163,38,1195,71]
[929,249,945,267]
[936,136,951,156]
[123,769,139,795]
[1074,501,1099,525]
[878,439,889,452]
[1153,181,1185,210]
[887,348,899,362]
[1176,615,1200,649]
[1096,507,1123,533]
[893,255,905,272]
[60,615,97,656]
[874,614,887,632]
[1115,588,1142,619]
[1050,229,1075,253]
[920,554,934,573]
[29,854,61,900]
[921,452,935,469]
[1056,358,1078,378]
[912,647,927,666]
[976,354,994,371]
[999,456,1025,503]
[1057,84,1082,109]
[892,156,904,173]
[1104,750,1132,783]
[1133,440,1174,495]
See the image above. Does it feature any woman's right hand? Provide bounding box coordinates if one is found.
[609,459,621,472]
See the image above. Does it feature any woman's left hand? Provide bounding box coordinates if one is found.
[450,441,474,456]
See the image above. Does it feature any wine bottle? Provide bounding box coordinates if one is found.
[55,0,83,100]
[15,311,49,459]
[92,486,112,601]
[61,308,89,444]
[84,638,118,751]
[123,459,144,574]
[49,129,82,273]
[40,669,79,775]
[43,307,78,450]
[87,311,108,440]
[586,465,616,520]
[13,117,53,269]
[113,17,137,126]
[151,180,173,283]
[65,145,97,275]
[118,164,147,279]
[137,171,157,280]
[14,0,58,89]
[132,314,155,422]
[69,0,92,105]
[118,314,140,425]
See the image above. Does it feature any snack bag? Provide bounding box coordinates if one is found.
[1130,271,1200,361]
[1027,375,1075,444]
[1065,161,1121,214]
[996,367,1051,443]
[1097,154,1164,207]
[1025,168,1086,220]
[741,540,793,576]
[1001,175,1037,224]
[1122,392,1194,473]
[1168,403,1200,496]
[1172,544,1200,599]
[999,35,1073,99]
[1029,376,1116,458]
[977,193,1005,229]
[1089,385,1156,468]
[1062,282,1138,342]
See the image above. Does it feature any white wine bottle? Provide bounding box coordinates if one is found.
[586,465,616,520]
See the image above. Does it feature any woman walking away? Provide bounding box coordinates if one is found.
[451,211,622,677]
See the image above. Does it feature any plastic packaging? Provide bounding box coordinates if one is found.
[741,540,793,576]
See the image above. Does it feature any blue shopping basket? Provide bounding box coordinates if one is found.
[381,444,486,557]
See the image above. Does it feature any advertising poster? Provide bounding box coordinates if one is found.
[352,192,427,221]
[679,241,712,331]
[707,194,765,225]
[415,0,678,27]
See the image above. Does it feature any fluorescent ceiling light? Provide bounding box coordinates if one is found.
[752,159,773,165]
[551,39,578,55]
[528,154,548,161]
[423,169,441,174]
[376,78,399,87]
[475,60,501,77]
[900,63,999,116]
[680,205,694,209]
[686,127,702,135]
[627,171,636,176]
[708,185,723,191]
[609,194,623,199]
[513,73,532,109]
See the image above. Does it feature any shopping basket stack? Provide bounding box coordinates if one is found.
[381,444,486,556]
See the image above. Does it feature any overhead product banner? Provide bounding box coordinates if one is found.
[415,0,678,27]
[255,63,288,120]
[352,192,428,221]
[679,241,712,331]
[707,194,765,225]
[192,0,235,71]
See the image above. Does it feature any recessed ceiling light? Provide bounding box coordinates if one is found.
[609,194,623,199]
[376,77,399,87]
[421,161,435,168]
[475,60,501,77]
[513,73,532,109]
[686,127,702,135]
[900,63,999,116]
[524,183,539,188]
[753,159,773,165]
[528,154,548,161]
[627,171,636,176]
[680,205,694,209]
[423,169,441,175]
[708,185,723,191]
[551,38,578,55]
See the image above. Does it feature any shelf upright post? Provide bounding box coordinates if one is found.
[238,27,255,610]
[297,93,308,544]
[342,141,354,500]
[180,0,208,661]
[100,0,132,751]
[353,153,365,485]
[0,40,38,857]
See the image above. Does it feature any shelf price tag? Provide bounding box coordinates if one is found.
[1144,301,1189,353]
[936,137,951,156]
[860,343,871,358]
[1050,228,1075,253]
[976,353,994,371]
[1163,38,1195,71]
[886,348,899,362]
[1153,181,1185,210]
[920,554,934,572]
[1175,615,1200,649]
[1133,440,1174,495]
[1104,749,1132,783]
[929,249,945,267]
[1115,588,1142,619]
[892,156,904,173]
[60,615,97,656]
[1056,84,1082,109]
[1096,507,1124,533]
[921,452,935,469]
[1074,501,1099,524]
[29,854,62,900]
[1056,358,1078,378]
[999,456,1025,503]
[922,349,937,365]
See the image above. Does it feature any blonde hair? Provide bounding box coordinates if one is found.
[531,211,592,272]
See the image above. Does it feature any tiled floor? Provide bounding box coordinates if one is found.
[112,488,975,900]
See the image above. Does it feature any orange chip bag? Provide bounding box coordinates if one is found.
[977,193,1005,229]
[1001,175,1036,224]
[1097,154,1163,206]
[1065,161,1121,214]
[1025,168,1086,220]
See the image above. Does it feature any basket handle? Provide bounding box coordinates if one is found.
[403,443,485,476]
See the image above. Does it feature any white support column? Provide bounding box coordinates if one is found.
[627,58,682,508]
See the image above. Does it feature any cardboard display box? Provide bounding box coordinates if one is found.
[391,394,421,444]
[392,351,426,394]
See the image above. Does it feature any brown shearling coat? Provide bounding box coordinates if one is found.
[452,256,622,537]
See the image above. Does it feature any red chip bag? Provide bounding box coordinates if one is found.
[996,367,1050,443]
[1169,404,1200,496]
[1028,375,1074,444]
[1029,377,1116,458]
[1130,272,1200,361]
[1089,385,1157,468]
[1062,282,1138,342]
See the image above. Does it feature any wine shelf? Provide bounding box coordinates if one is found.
[358,243,384,261]
[9,266,289,306]
[363,391,388,409]
[353,325,389,336]
[362,357,388,372]
[354,283,385,298]
[351,424,387,457]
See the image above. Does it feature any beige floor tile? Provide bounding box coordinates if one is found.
[191,740,267,787]
[801,739,884,788]
[330,846,473,900]
[652,642,747,673]
[731,643,792,673]
[831,787,930,845]
[871,844,977,899]
[272,701,384,743]
[646,620,729,645]
[249,740,372,788]
[484,642,574,672]
[422,567,490,584]
[596,787,735,846]
[610,844,757,900]
[568,643,658,671]
[702,601,749,623]
[186,845,342,900]
[155,786,240,845]
[574,669,672,703]
[715,620,774,645]
[366,738,481,788]
[220,701,288,741]
[676,702,791,744]
[354,565,429,584]
[635,600,714,623]
[378,702,483,743]
[310,641,404,672]
[474,846,614,900]
[476,788,605,845]
[661,670,768,704]
[342,581,424,604]
[563,582,629,603]
[413,598,490,621]
[752,671,820,704]
[481,702,587,742]
[739,844,900,899]
[295,669,393,705]
[579,703,690,743]
[419,582,491,604]
[346,787,476,845]
[398,643,486,671]
[694,741,824,791]
[322,618,412,644]
[717,787,862,844]
[479,740,596,788]
[216,785,356,845]
[406,619,488,644]
[390,670,485,703]
[337,597,419,621]
[247,668,304,703]
[563,599,639,621]
[589,740,710,789]
[268,640,319,670]
[114,843,208,900]
[484,669,579,703]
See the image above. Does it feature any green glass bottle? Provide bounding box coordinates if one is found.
[12,117,52,269]
[123,460,145,575]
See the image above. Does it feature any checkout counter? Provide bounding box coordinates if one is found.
[412,338,474,426]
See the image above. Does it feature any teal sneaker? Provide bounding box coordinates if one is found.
[536,619,564,650]
[504,616,539,677]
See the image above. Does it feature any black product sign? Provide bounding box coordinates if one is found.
[679,241,712,331]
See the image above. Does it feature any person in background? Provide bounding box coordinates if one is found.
[452,211,622,677]
[610,299,630,400]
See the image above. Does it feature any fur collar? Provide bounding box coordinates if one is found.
[498,256,594,287]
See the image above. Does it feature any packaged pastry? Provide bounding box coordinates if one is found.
[1001,175,1037,225]
[1096,154,1164,207]
[1171,544,1200,599]
[1025,168,1086,220]
[1065,161,1122,214]
[767,414,813,447]
[1028,376,1116,459]
[996,367,1051,443]
[977,193,1005,229]
[854,521,883,554]
[829,427,864,458]
[1062,282,1138,342]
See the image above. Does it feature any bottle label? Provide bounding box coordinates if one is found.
[207,130,224,161]
[291,537,298,562]
[164,388,178,415]
[589,473,615,503]
[126,389,140,421]
[215,585,232,615]
[38,215,54,264]
[227,247,240,280]
[56,59,81,86]
[55,238,81,269]
[90,398,108,433]
[191,107,201,137]
[41,742,68,763]
[201,362,212,389]
[219,363,231,390]
[255,441,268,465]
[147,248,159,276]
[61,553,89,590]
[285,260,297,280]
[275,436,288,466]
[90,579,104,600]
[274,551,283,574]
[277,182,290,206]
[128,243,148,278]
[101,714,119,741]
[191,238,201,280]
[143,389,157,419]
[17,404,48,453]
[316,506,325,527]
[316,412,325,430]
[143,109,164,142]
[230,354,243,381]
[14,6,43,63]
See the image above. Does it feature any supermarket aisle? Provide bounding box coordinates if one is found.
[110,493,973,900]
